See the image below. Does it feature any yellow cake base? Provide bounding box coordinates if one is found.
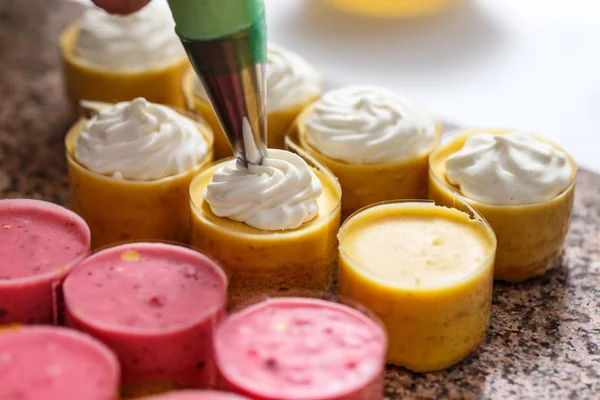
[338,201,496,372]
[121,382,181,399]
[65,119,213,250]
[189,159,341,307]
[428,130,577,282]
[59,21,189,111]
[323,0,457,18]
[294,103,441,219]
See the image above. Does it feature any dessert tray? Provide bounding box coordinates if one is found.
[0,1,599,399]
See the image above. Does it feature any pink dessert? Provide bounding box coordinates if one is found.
[140,390,249,399]
[0,326,120,400]
[0,199,90,324]
[63,242,227,388]
[214,298,387,400]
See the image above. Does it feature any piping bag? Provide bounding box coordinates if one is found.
[167,0,268,166]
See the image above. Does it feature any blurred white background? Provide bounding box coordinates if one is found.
[76,0,600,172]
[265,0,600,172]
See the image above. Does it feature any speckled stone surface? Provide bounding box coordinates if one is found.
[1,1,599,399]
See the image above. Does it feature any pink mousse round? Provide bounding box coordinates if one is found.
[214,298,387,400]
[0,326,120,400]
[63,242,227,388]
[0,199,90,324]
[140,390,249,399]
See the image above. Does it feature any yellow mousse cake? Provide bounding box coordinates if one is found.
[183,44,322,158]
[429,130,576,282]
[338,200,497,372]
[324,0,457,18]
[189,149,341,306]
[294,85,440,219]
[65,98,213,249]
[59,2,189,109]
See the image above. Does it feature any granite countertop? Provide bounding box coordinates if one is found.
[0,1,598,399]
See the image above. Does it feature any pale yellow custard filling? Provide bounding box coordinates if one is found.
[342,209,491,286]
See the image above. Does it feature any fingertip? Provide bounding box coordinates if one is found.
[91,0,151,15]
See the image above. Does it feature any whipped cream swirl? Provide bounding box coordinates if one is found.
[446,132,573,205]
[74,2,185,70]
[304,85,437,165]
[75,98,208,180]
[194,44,321,112]
[204,149,322,230]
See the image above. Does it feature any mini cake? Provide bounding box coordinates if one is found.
[214,297,386,399]
[294,85,440,219]
[59,2,189,109]
[324,0,456,18]
[338,200,496,372]
[0,326,120,400]
[63,243,227,393]
[0,199,90,325]
[183,44,322,158]
[428,130,576,282]
[189,149,341,306]
[65,97,213,249]
[140,390,249,399]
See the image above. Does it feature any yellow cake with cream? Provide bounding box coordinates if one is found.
[294,85,440,219]
[60,2,189,109]
[65,98,213,249]
[189,149,341,306]
[429,130,576,282]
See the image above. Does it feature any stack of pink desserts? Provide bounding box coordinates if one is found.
[0,199,387,400]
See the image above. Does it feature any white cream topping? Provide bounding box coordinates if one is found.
[75,98,208,180]
[304,85,438,165]
[446,132,573,205]
[193,44,321,112]
[74,2,185,70]
[204,149,322,231]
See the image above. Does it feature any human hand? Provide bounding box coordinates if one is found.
[91,0,151,14]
